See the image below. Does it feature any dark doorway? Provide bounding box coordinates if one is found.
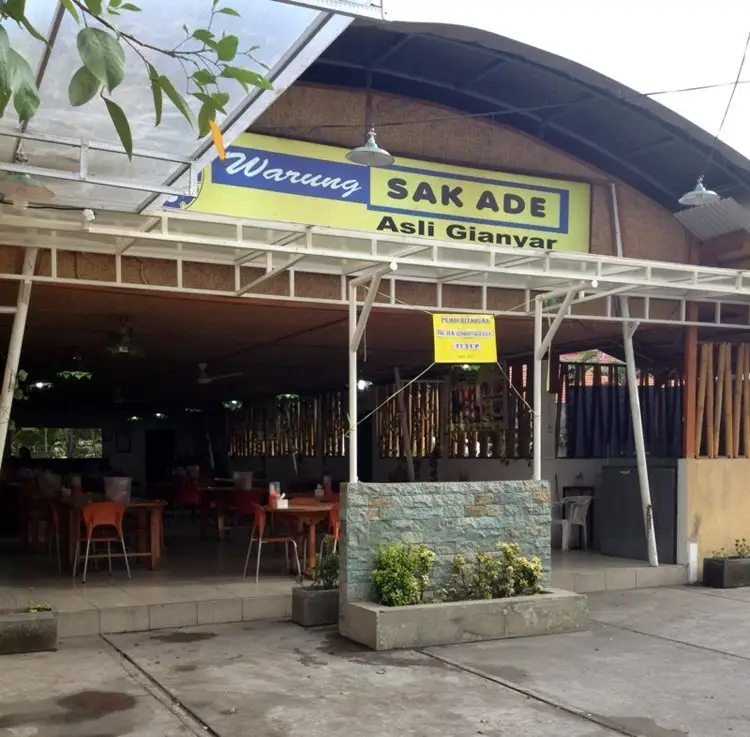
[357,412,374,482]
[145,429,176,483]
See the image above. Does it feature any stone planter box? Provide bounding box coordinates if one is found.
[341,589,587,651]
[292,586,339,627]
[703,557,750,588]
[0,609,58,656]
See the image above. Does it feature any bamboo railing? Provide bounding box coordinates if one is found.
[694,343,750,458]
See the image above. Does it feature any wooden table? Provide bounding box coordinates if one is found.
[62,497,167,570]
[264,503,332,575]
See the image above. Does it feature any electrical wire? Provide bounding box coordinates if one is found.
[701,30,750,176]
[262,78,750,135]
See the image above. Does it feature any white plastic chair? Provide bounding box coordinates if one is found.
[552,495,592,551]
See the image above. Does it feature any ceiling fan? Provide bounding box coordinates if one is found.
[107,319,144,357]
[196,362,243,385]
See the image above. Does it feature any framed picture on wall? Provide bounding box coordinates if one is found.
[115,428,131,454]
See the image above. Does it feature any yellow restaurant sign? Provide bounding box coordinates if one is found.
[432,314,497,364]
[165,134,591,252]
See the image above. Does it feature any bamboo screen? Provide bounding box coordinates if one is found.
[227,390,348,458]
[377,381,440,459]
[375,364,532,460]
[694,343,750,458]
[448,362,531,459]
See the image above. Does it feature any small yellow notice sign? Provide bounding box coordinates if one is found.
[432,314,497,364]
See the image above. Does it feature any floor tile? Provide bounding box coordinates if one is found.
[58,609,100,637]
[197,598,243,625]
[149,601,198,630]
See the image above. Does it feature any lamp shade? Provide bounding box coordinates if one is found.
[0,172,54,203]
[346,128,394,167]
[678,176,720,207]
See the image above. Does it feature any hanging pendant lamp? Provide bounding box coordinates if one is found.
[346,128,394,167]
[678,176,720,207]
[0,172,54,204]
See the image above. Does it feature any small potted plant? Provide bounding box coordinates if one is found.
[292,551,339,627]
[0,600,58,656]
[703,539,750,588]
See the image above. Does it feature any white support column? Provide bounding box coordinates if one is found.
[348,281,358,483]
[622,313,659,566]
[533,296,543,480]
[0,247,37,465]
[611,181,658,567]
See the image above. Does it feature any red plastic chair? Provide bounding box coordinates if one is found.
[242,502,301,583]
[73,502,131,583]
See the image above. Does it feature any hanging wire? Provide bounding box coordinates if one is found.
[701,30,750,177]
[262,78,750,135]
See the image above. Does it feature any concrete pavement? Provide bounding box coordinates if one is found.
[1,585,750,736]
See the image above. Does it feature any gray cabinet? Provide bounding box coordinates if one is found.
[597,465,676,564]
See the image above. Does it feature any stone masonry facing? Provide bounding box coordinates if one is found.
[340,480,551,604]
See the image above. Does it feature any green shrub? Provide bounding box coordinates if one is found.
[306,551,339,590]
[371,543,435,607]
[439,543,543,602]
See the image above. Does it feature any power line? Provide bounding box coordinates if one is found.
[262,78,750,134]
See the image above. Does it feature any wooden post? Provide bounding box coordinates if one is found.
[733,345,745,458]
[683,304,699,458]
[724,344,734,458]
[706,344,715,458]
[714,344,726,457]
[695,343,708,458]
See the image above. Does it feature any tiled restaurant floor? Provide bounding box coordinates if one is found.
[0,530,297,637]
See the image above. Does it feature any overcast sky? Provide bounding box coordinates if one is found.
[389,0,750,173]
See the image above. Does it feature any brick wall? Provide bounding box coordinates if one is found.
[339,481,551,604]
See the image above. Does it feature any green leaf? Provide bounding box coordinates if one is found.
[77,27,125,91]
[68,65,100,106]
[220,66,272,92]
[197,101,214,138]
[18,16,47,44]
[0,26,12,96]
[60,0,80,22]
[215,34,238,62]
[192,91,227,113]
[158,74,195,126]
[109,0,122,7]
[103,97,132,159]
[146,63,162,126]
[120,2,141,9]
[3,0,26,21]
[191,69,215,87]
[217,7,240,16]
[192,29,215,44]
[84,0,103,14]
[9,50,39,121]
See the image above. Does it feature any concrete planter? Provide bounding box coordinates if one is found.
[292,586,339,627]
[0,609,58,656]
[703,557,750,588]
[341,589,587,651]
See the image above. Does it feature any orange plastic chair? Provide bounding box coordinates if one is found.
[242,502,301,583]
[73,502,131,583]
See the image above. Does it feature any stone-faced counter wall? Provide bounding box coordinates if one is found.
[339,481,551,605]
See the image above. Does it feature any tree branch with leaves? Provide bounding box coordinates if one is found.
[0,0,271,159]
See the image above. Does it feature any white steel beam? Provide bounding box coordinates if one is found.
[235,255,306,296]
[0,248,36,467]
[612,182,658,568]
[533,296,543,481]
[536,288,577,360]
[348,281,358,483]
